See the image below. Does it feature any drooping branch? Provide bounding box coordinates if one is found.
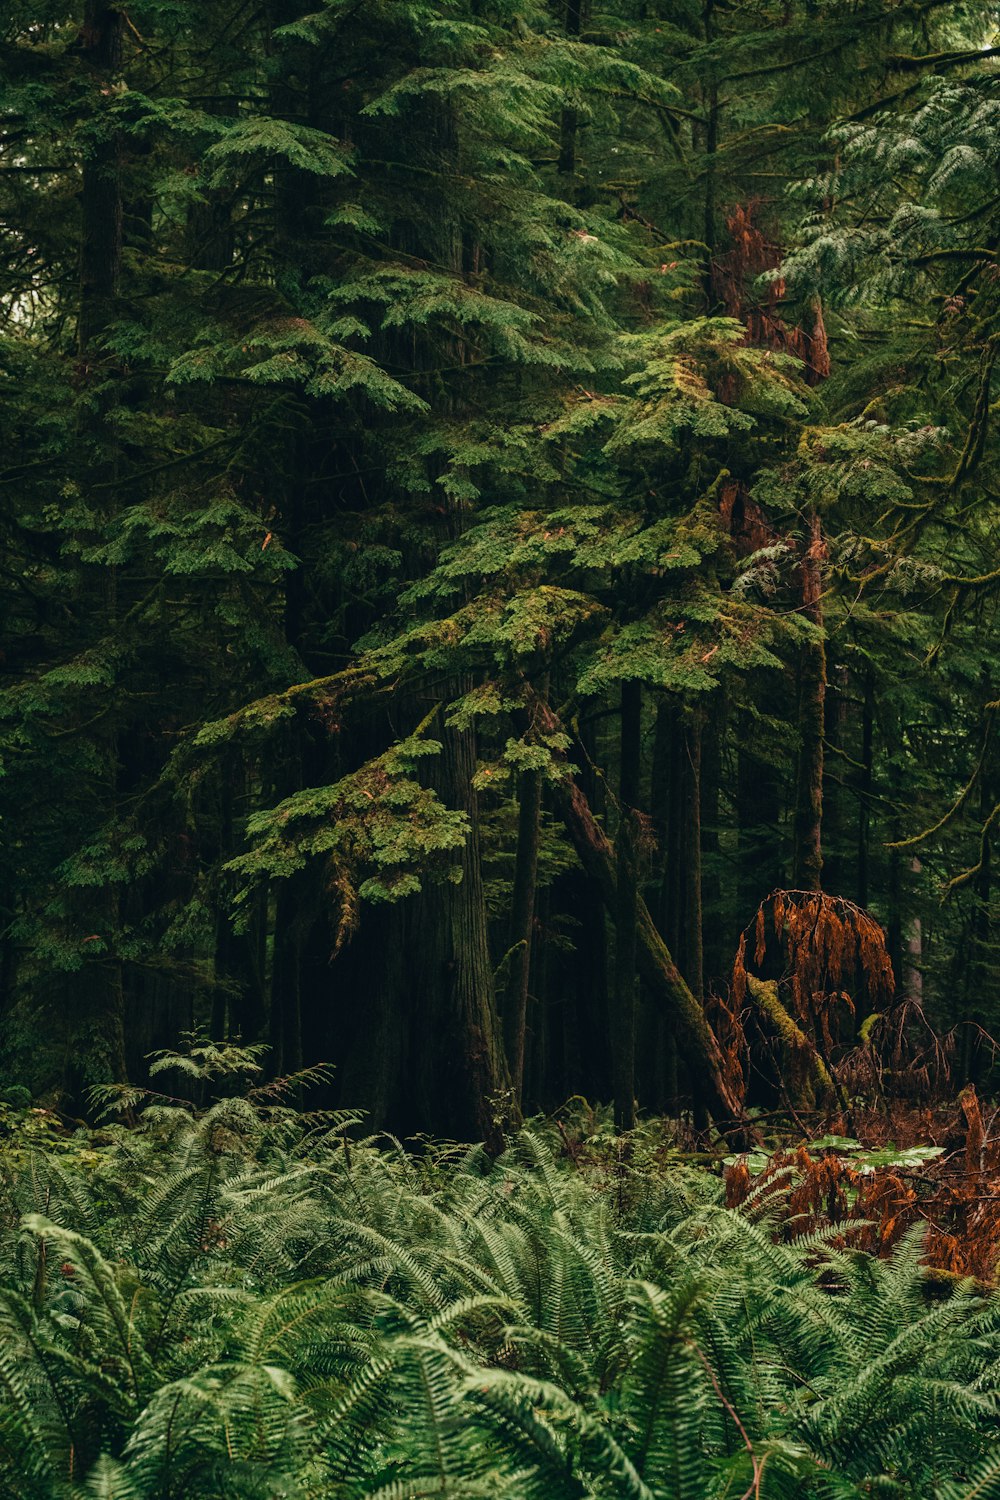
[734,888,895,1041]
[518,689,751,1141]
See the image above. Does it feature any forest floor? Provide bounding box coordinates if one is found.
[1,1086,1000,1494]
[1,1086,999,1496]
[553,1091,1000,1284]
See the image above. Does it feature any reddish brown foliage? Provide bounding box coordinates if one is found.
[713,201,830,383]
[725,1085,1000,1283]
[717,478,777,557]
[733,888,895,1052]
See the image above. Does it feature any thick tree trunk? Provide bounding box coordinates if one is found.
[521,693,749,1137]
[78,2,123,354]
[63,0,128,1105]
[330,899,408,1128]
[792,508,826,892]
[410,716,513,1146]
[737,727,783,921]
[558,0,583,182]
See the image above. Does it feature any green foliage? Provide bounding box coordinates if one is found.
[5,0,1000,1136]
[0,1091,998,1496]
[226,734,469,907]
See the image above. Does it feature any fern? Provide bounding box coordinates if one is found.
[0,1093,997,1496]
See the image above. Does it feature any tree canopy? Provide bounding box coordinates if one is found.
[4,0,1000,1143]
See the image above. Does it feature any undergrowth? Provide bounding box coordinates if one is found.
[0,1053,998,1496]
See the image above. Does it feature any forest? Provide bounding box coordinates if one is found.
[6,0,1000,1494]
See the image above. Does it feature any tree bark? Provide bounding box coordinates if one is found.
[62,0,128,1106]
[737,722,783,922]
[701,0,719,306]
[520,692,749,1137]
[78,2,123,354]
[904,856,924,1003]
[792,508,826,892]
[410,714,513,1146]
[558,0,583,182]
[857,667,874,909]
[700,695,725,988]
[503,769,542,1107]
[681,711,704,1003]
[613,681,641,1130]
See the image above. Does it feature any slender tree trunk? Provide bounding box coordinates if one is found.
[857,667,875,909]
[823,662,848,893]
[519,692,750,1138]
[213,764,268,1044]
[792,508,826,891]
[560,714,611,1104]
[904,857,924,1004]
[665,711,685,957]
[681,712,708,1132]
[887,838,903,991]
[646,699,675,1111]
[961,773,993,1082]
[700,695,725,988]
[186,99,235,273]
[270,885,297,1078]
[737,720,783,920]
[681,711,704,1003]
[503,769,542,1106]
[701,0,718,306]
[613,681,641,1130]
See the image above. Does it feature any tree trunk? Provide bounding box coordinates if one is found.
[857,667,875,909]
[823,662,848,894]
[904,857,924,1004]
[520,692,749,1137]
[648,698,680,1111]
[78,2,123,354]
[558,0,583,183]
[737,721,783,921]
[63,0,128,1105]
[701,0,719,306]
[503,769,542,1106]
[407,712,513,1146]
[681,711,704,1003]
[613,681,641,1130]
[792,508,826,891]
[554,715,611,1105]
[700,694,726,988]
